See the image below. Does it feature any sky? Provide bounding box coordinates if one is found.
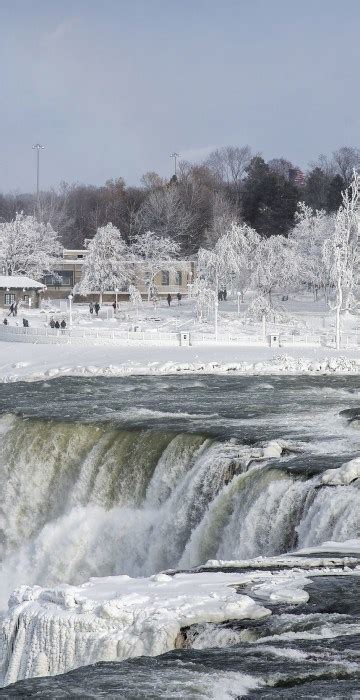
[1,0,360,192]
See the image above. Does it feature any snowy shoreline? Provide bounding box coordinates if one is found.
[2,348,360,383]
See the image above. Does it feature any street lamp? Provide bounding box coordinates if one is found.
[32,144,45,198]
[214,296,218,341]
[68,293,73,328]
[237,291,241,316]
[170,152,179,178]
[115,287,119,312]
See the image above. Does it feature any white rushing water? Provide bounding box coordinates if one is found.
[0,389,360,689]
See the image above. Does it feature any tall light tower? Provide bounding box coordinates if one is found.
[32,143,45,198]
[170,152,179,178]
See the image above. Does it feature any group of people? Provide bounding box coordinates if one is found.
[167,293,182,307]
[218,287,227,301]
[89,302,101,316]
[49,318,67,330]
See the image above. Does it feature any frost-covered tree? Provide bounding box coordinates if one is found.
[251,235,296,304]
[131,231,180,301]
[0,212,62,279]
[324,172,360,349]
[216,222,260,300]
[128,284,142,317]
[289,203,335,298]
[76,223,129,303]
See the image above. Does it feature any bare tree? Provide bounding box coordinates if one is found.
[205,146,252,188]
[136,186,194,250]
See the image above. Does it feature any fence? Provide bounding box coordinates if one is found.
[0,324,333,348]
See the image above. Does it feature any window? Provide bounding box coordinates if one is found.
[161,270,170,286]
[43,271,74,287]
[175,271,182,286]
[4,293,15,305]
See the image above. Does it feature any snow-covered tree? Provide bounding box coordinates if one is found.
[76,223,128,303]
[131,231,180,301]
[324,172,360,348]
[289,203,335,298]
[251,235,296,303]
[128,284,142,317]
[0,212,62,279]
[193,277,214,322]
[216,222,260,299]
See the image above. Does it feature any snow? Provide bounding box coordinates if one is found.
[319,457,360,486]
[295,539,360,555]
[0,276,45,289]
[1,340,360,382]
[0,571,270,685]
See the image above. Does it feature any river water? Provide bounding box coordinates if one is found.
[0,375,359,697]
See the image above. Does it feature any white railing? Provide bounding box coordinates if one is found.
[0,324,344,348]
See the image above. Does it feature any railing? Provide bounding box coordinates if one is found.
[0,324,347,348]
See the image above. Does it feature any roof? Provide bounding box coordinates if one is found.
[0,275,46,289]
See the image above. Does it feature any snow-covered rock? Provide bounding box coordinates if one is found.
[320,458,360,486]
[1,572,270,685]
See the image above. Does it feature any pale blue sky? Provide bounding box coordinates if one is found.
[1,0,359,191]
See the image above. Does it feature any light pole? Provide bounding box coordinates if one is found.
[214,295,218,341]
[237,291,241,316]
[170,152,179,178]
[68,293,73,328]
[115,287,119,312]
[32,144,45,198]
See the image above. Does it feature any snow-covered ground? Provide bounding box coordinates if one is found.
[1,292,360,381]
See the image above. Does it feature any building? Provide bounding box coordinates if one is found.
[0,276,46,308]
[43,249,196,302]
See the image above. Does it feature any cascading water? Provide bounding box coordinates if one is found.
[1,375,360,695]
[1,410,359,605]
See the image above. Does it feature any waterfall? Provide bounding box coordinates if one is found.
[0,413,360,606]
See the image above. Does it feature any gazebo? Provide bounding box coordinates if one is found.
[0,276,46,309]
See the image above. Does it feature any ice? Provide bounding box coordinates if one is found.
[320,457,360,486]
[0,571,270,685]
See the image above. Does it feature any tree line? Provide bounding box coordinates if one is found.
[0,144,359,254]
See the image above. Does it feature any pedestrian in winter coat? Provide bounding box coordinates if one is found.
[3,318,8,325]
[8,304,14,317]
[94,302,100,316]
[22,318,29,327]
[112,301,116,312]
[60,320,66,329]
[13,301,18,316]
[55,320,60,329]
[167,294,172,307]
[89,302,94,314]
[50,318,55,329]
[177,293,182,304]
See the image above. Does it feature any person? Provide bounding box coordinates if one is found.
[55,320,60,329]
[218,290,223,302]
[22,318,29,327]
[94,302,100,316]
[112,301,116,313]
[8,303,14,317]
[89,302,94,315]
[177,292,182,304]
[167,294,172,307]
[60,319,67,333]
[49,318,55,329]
[3,318,8,325]
[223,287,227,301]
[13,301,18,316]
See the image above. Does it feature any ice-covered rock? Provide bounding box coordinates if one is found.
[1,571,270,686]
[320,457,360,486]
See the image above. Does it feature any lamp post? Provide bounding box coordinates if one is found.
[115,287,119,312]
[68,293,73,328]
[237,291,241,316]
[214,296,218,341]
[170,152,179,178]
[32,144,45,199]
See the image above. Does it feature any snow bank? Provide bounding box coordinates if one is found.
[320,458,360,486]
[2,352,360,383]
[0,571,270,685]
